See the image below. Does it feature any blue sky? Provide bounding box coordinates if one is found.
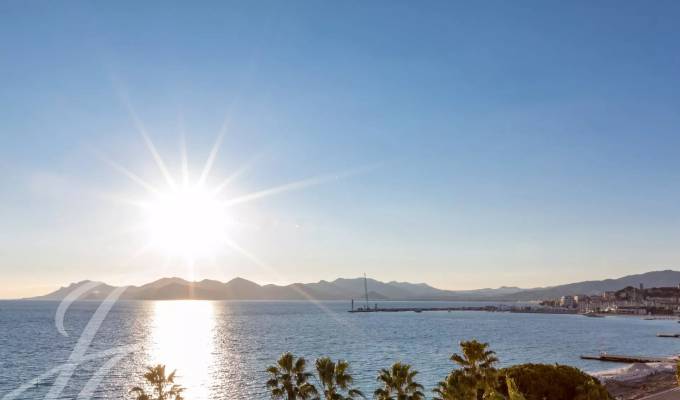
[2,1,680,297]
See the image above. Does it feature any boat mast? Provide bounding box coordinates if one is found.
[364,273,369,309]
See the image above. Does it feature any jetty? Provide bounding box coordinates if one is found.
[349,305,501,313]
[656,333,680,338]
[580,354,671,363]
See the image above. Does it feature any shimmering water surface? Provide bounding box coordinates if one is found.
[2,300,679,399]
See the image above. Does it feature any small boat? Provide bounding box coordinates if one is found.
[583,312,605,318]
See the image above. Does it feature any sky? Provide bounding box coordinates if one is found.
[2,1,680,298]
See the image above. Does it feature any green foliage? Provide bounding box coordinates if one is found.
[499,364,611,400]
[130,364,185,400]
[574,377,612,400]
[432,369,476,400]
[267,352,318,400]
[374,362,425,400]
[266,340,613,400]
[449,340,499,399]
[314,357,364,399]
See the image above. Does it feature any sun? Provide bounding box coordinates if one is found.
[143,185,229,259]
[103,129,356,265]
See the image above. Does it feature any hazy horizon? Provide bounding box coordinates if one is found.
[4,1,680,299]
[7,268,680,301]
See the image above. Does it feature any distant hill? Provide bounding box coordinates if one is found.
[28,276,521,301]
[30,281,118,301]
[499,269,680,301]
[26,270,680,301]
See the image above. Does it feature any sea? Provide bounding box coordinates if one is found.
[1,300,679,399]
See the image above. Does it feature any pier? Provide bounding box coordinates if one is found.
[656,333,680,338]
[580,354,671,363]
[348,306,500,313]
[348,304,581,314]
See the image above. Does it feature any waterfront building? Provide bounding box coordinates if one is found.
[612,305,647,315]
[602,291,617,301]
[559,295,575,308]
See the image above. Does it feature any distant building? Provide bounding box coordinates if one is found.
[613,305,647,315]
[574,295,589,304]
[602,291,617,301]
[537,285,680,315]
[559,295,575,308]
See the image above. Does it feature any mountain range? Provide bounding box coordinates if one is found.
[27,269,680,302]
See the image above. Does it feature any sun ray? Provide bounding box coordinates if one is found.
[212,152,264,196]
[222,176,330,207]
[221,166,372,207]
[221,236,268,268]
[197,133,224,187]
[180,132,190,187]
[115,89,178,190]
[184,257,197,284]
[99,156,161,195]
[141,132,177,189]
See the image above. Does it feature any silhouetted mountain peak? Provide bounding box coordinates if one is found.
[225,277,261,288]
[141,277,190,290]
[27,269,680,302]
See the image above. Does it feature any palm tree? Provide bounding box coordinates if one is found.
[314,357,364,400]
[373,362,424,400]
[267,352,318,400]
[432,370,476,400]
[450,340,499,400]
[130,364,185,400]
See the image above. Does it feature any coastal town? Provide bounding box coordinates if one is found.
[539,284,680,316]
[349,274,680,319]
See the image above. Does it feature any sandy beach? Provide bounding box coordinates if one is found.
[593,362,679,399]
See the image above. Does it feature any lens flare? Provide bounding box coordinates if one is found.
[103,124,364,265]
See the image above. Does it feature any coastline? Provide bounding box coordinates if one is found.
[591,359,678,399]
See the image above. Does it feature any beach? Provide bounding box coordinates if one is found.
[594,362,679,399]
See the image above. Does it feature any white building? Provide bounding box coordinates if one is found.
[559,295,575,308]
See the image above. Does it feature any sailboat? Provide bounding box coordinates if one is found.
[349,274,374,312]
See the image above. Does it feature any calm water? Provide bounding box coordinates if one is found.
[1,300,680,399]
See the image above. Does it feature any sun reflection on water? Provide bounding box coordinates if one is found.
[150,301,216,400]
